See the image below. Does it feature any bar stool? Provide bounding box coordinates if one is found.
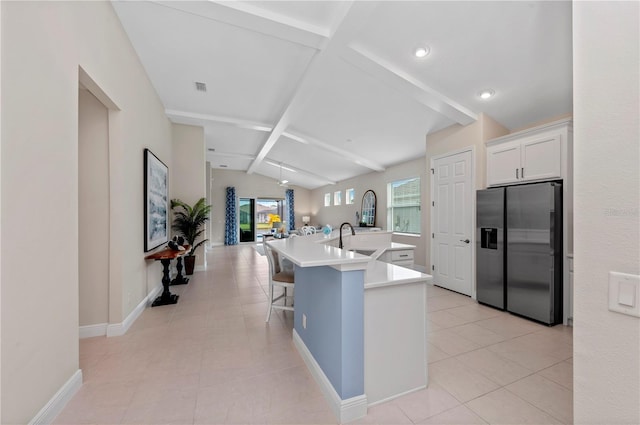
[263,242,295,322]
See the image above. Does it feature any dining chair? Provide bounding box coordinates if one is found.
[263,242,294,322]
[300,225,316,236]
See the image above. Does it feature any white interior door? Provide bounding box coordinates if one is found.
[432,150,473,296]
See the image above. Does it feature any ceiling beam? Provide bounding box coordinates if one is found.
[165,108,385,173]
[281,131,385,172]
[207,151,255,160]
[264,158,337,186]
[150,0,328,49]
[165,109,271,132]
[247,1,380,175]
[339,46,477,125]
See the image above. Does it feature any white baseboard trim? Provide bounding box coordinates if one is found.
[79,323,108,339]
[293,330,367,423]
[194,265,206,272]
[29,369,83,425]
[106,285,162,337]
[366,384,426,407]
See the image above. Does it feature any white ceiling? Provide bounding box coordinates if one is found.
[111,0,572,189]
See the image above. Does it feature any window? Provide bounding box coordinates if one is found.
[388,177,421,234]
[324,193,331,207]
[334,190,342,206]
[346,188,355,204]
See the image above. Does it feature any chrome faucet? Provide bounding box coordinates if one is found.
[339,222,356,249]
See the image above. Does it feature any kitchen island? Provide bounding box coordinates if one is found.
[266,234,431,422]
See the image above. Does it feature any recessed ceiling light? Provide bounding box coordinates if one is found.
[479,89,495,100]
[414,46,430,58]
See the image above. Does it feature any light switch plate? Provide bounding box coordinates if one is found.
[609,272,640,318]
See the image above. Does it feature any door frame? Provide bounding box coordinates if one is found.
[429,146,477,299]
[238,197,256,243]
[237,196,285,243]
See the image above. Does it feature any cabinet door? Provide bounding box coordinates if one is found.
[487,141,521,186]
[521,133,561,181]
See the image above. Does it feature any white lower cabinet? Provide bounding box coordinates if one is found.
[378,249,414,267]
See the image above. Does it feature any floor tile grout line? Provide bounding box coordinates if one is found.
[67,245,573,425]
[501,385,572,425]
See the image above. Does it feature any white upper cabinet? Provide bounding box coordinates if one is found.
[521,133,562,181]
[486,119,570,187]
[487,140,522,185]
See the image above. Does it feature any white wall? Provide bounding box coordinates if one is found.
[573,2,640,423]
[171,123,206,266]
[78,88,109,327]
[209,169,311,245]
[310,157,428,268]
[0,1,3,419]
[1,2,172,422]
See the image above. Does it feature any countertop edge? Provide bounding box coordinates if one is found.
[364,274,432,290]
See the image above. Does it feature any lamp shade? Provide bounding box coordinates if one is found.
[302,216,310,224]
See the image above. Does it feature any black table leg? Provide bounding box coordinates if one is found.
[171,256,189,285]
[152,258,179,307]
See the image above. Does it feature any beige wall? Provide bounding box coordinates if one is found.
[573,2,640,423]
[78,89,110,327]
[310,157,428,268]
[209,169,311,245]
[171,124,206,266]
[1,2,172,422]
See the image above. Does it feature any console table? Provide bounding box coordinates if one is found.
[145,245,190,307]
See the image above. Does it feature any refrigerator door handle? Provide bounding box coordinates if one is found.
[549,210,555,255]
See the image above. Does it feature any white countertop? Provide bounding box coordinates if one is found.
[267,235,371,271]
[267,233,430,284]
[387,242,415,251]
[364,261,432,289]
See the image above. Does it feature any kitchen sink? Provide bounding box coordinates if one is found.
[348,249,377,256]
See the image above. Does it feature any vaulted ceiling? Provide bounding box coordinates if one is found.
[112,1,572,189]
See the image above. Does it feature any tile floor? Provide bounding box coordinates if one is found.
[55,244,573,424]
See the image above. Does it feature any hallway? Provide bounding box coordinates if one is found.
[55,245,573,424]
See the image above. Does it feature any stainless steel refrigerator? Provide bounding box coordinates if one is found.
[476,182,562,325]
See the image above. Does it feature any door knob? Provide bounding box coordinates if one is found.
[460,239,470,244]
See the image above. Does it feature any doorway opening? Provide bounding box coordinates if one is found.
[239,197,285,242]
[239,198,255,242]
[77,67,120,340]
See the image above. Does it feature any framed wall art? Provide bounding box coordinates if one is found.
[144,148,169,252]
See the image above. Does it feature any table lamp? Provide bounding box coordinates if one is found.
[302,216,310,226]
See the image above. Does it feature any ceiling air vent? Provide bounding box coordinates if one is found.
[195,81,207,92]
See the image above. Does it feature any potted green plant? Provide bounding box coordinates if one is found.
[170,197,211,275]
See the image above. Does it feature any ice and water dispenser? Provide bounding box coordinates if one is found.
[480,228,498,250]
